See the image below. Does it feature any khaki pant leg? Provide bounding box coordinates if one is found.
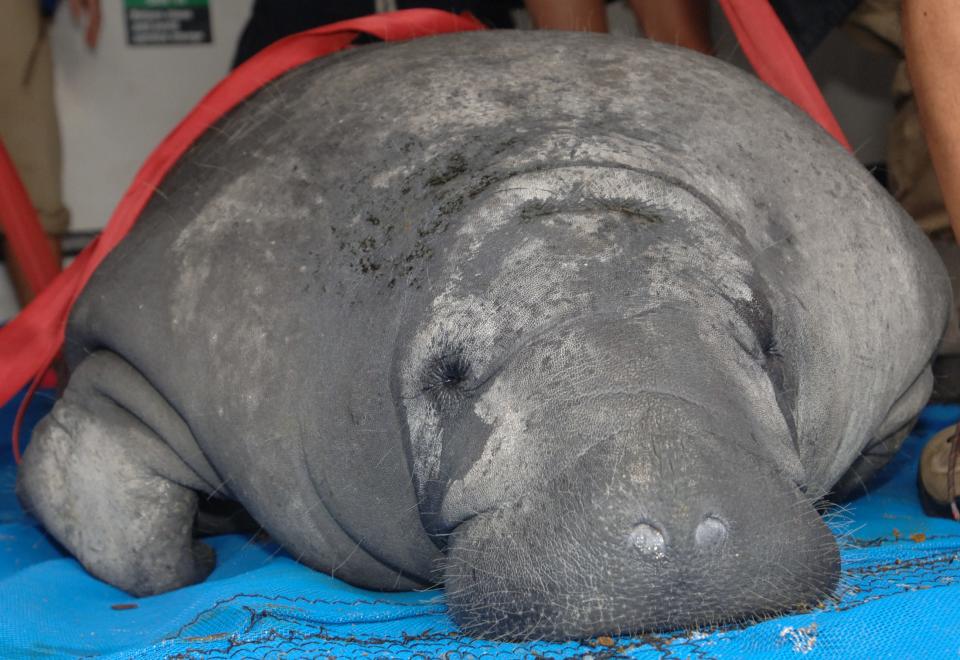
[845,0,903,54]
[0,2,69,234]
[846,0,951,237]
[888,91,952,236]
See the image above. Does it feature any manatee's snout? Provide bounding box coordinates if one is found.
[443,413,840,639]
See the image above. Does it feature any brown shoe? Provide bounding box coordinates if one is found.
[919,424,960,518]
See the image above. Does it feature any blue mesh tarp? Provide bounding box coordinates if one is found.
[2,389,960,658]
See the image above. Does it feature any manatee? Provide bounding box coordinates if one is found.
[16,31,950,638]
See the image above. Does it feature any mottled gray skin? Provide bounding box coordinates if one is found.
[16,32,950,638]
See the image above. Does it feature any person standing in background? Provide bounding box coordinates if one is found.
[525,0,712,54]
[0,0,100,306]
[233,1,519,67]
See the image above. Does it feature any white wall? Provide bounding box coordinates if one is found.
[53,0,255,232]
[0,0,254,317]
[0,1,899,319]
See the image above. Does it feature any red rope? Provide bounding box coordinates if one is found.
[11,353,55,464]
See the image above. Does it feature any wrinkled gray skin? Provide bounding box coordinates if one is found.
[16,32,951,639]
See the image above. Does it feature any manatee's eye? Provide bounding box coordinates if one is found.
[732,317,781,366]
[762,334,783,359]
[422,350,472,408]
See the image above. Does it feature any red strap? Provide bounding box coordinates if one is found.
[717,0,852,150]
[0,9,485,416]
[0,140,61,297]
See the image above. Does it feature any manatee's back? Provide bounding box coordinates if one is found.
[65,31,950,576]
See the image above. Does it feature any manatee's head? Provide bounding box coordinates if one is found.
[356,29,940,639]
[313,28,943,638]
[397,164,840,639]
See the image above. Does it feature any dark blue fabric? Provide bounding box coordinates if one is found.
[39,0,61,19]
[232,1,519,67]
[3,389,960,658]
[770,0,863,55]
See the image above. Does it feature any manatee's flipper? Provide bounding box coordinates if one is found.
[16,351,221,596]
[831,367,934,501]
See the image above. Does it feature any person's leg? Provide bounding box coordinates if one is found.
[524,0,608,32]
[0,2,68,305]
[628,0,712,53]
[886,60,953,237]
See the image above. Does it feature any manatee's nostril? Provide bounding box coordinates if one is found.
[695,515,728,547]
[628,522,666,557]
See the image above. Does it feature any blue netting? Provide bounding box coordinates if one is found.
[2,390,959,658]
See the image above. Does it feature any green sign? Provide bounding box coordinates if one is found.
[124,0,212,46]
